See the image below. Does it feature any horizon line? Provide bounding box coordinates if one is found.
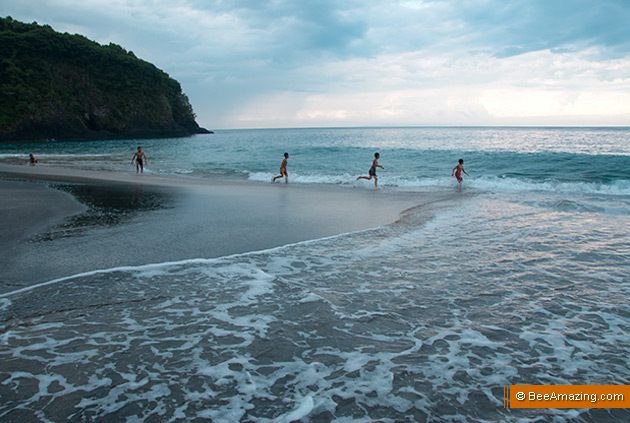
[207,124,630,131]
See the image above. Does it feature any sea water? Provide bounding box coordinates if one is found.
[0,127,629,422]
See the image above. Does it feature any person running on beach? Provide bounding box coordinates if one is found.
[132,147,147,173]
[272,152,289,183]
[452,159,469,189]
[28,154,38,166]
[357,152,384,189]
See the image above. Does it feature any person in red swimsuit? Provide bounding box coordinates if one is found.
[273,152,289,183]
[452,159,469,188]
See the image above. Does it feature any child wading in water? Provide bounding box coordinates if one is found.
[272,152,289,183]
[452,159,469,190]
[356,152,384,189]
[132,147,147,173]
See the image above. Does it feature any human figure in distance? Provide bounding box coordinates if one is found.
[452,159,469,190]
[28,154,38,166]
[356,152,384,189]
[272,152,289,183]
[132,146,147,173]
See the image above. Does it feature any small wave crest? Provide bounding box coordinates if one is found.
[248,169,630,196]
[248,171,357,185]
[468,176,630,196]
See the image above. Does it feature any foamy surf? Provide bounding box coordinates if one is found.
[2,190,628,422]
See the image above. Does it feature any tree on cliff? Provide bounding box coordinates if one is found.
[0,16,210,142]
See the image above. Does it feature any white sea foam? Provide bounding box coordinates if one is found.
[248,171,358,185]
[172,168,194,174]
[247,168,630,197]
[278,395,314,423]
[469,176,630,196]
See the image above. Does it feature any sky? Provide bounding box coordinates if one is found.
[3,0,630,129]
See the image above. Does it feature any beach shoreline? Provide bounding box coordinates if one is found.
[0,163,455,293]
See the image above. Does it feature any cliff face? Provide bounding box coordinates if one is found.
[0,17,210,142]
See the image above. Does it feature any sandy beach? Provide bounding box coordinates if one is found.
[0,163,441,294]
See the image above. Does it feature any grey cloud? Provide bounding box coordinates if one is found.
[183,0,368,61]
[452,0,630,58]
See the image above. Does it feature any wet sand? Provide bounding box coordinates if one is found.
[0,180,87,245]
[0,164,441,294]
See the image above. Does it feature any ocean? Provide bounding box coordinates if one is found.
[1,127,629,422]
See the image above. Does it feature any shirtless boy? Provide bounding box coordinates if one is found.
[132,147,147,173]
[356,152,384,189]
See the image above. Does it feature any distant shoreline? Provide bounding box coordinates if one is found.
[0,127,213,144]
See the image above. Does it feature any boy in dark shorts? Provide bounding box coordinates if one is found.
[132,147,147,173]
[356,152,384,189]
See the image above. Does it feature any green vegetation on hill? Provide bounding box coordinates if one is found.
[0,16,209,142]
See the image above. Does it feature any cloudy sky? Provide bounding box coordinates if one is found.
[4,0,630,129]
